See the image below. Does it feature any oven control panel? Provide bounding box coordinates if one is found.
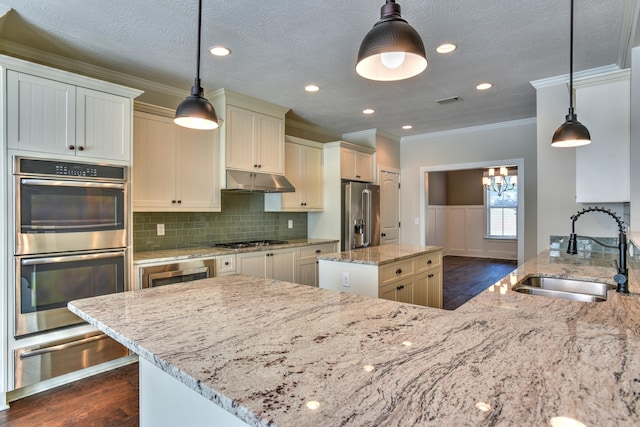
[15,157,126,181]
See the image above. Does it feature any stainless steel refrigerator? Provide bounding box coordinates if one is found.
[342,182,380,251]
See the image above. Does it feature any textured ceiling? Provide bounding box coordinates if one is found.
[0,0,636,138]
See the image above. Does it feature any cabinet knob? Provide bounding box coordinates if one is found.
[177,200,182,204]
[395,268,402,275]
[68,145,75,150]
[356,175,361,178]
[427,259,433,264]
[224,261,230,266]
[315,249,321,254]
[77,146,84,151]
[396,285,404,290]
[381,233,386,237]
[428,274,434,278]
[171,200,176,204]
[254,164,258,168]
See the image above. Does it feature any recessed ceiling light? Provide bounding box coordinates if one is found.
[402,125,413,130]
[210,46,231,56]
[363,108,375,115]
[436,43,457,54]
[476,82,493,91]
[305,84,320,92]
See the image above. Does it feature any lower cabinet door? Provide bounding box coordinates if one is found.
[427,270,443,309]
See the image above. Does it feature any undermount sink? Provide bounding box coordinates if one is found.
[512,276,615,302]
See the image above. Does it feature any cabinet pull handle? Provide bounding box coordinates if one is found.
[77,146,84,151]
[68,145,75,150]
[395,268,402,275]
[427,259,432,264]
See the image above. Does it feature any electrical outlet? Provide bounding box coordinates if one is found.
[288,219,293,229]
[157,223,165,236]
[342,272,350,287]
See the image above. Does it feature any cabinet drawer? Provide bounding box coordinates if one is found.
[297,244,337,260]
[216,254,237,276]
[380,259,414,285]
[416,251,442,272]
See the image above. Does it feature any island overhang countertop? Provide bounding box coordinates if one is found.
[69,249,640,426]
[317,243,442,265]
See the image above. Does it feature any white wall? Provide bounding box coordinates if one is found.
[400,120,538,262]
[428,206,518,260]
[535,78,626,253]
[631,46,640,231]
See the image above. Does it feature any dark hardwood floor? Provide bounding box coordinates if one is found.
[0,362,139,427]
[442,255,518,310]
[0,256,516,424]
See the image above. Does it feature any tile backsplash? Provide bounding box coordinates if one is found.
[133,192,307,252]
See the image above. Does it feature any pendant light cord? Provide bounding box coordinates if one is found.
[569,0,574,111]
[195,0,203,85]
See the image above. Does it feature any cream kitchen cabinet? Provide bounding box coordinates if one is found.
[264,137,323,212]
[6,69,136,162]
[574,69,631,203]
[225,105,284,174]
[133,109,220,212]
[318,247,442,309]
[296,243,338,287]
[211,89,289,189]
[340,146,374,182]
[237,248,296,282]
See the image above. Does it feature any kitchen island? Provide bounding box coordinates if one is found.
[69,250,640,426]
[318,244,443,308]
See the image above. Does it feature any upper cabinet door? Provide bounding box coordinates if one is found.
[225,105,256,172]
[175,126,220,211]
[76,87,131,162]
[6,70,76,155]
[254,113,284,174]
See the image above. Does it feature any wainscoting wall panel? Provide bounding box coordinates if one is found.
[427,205,517,260]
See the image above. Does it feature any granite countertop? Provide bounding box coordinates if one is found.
[133,238,339,264]
[69,249,640,426]
[317,244,443,266]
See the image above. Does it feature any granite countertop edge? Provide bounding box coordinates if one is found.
[317,244,443,265]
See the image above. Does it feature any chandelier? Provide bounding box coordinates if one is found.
[482,167,517,196]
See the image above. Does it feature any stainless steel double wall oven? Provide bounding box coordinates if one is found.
[12,157,129,388]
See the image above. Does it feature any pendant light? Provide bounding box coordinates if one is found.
[174,0,219,130]
[551,0,590,147]
[356,0,427,81]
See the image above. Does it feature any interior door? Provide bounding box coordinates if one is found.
[380,170,400,244]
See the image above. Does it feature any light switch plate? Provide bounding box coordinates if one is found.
[157,223,165,236]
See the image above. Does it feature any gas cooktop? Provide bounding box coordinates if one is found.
[213,240,289,249]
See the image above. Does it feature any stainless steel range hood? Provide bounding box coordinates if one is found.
[224,170,295,193]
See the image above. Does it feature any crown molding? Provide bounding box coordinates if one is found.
[401,118,536,143]
[530,64,621,89]
[0,40,185,98]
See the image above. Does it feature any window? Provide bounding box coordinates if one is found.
[486,185,517,238]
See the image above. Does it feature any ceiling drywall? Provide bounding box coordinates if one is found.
[0,0,636,138]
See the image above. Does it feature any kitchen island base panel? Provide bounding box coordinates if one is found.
[140,358,250,427]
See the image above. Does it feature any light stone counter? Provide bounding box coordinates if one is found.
[69,249,640,426]
[317,243,443,266]
[133,238,338,265]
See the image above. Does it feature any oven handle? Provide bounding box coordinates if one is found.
[20,251,125,266]
[19,334,109,359]
[20,178,125,190]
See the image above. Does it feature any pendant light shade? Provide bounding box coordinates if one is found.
[356,0,427,81]
[174,0,219,130]
[551,0,590,147]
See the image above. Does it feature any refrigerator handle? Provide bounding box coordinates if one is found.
[362,188,371,246]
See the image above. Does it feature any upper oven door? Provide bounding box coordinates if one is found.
[15,177,127,254]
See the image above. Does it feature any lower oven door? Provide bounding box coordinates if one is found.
[14,331,129,389]
[15,249,126,337]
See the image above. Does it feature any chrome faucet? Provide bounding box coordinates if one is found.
[567,207,629,293]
